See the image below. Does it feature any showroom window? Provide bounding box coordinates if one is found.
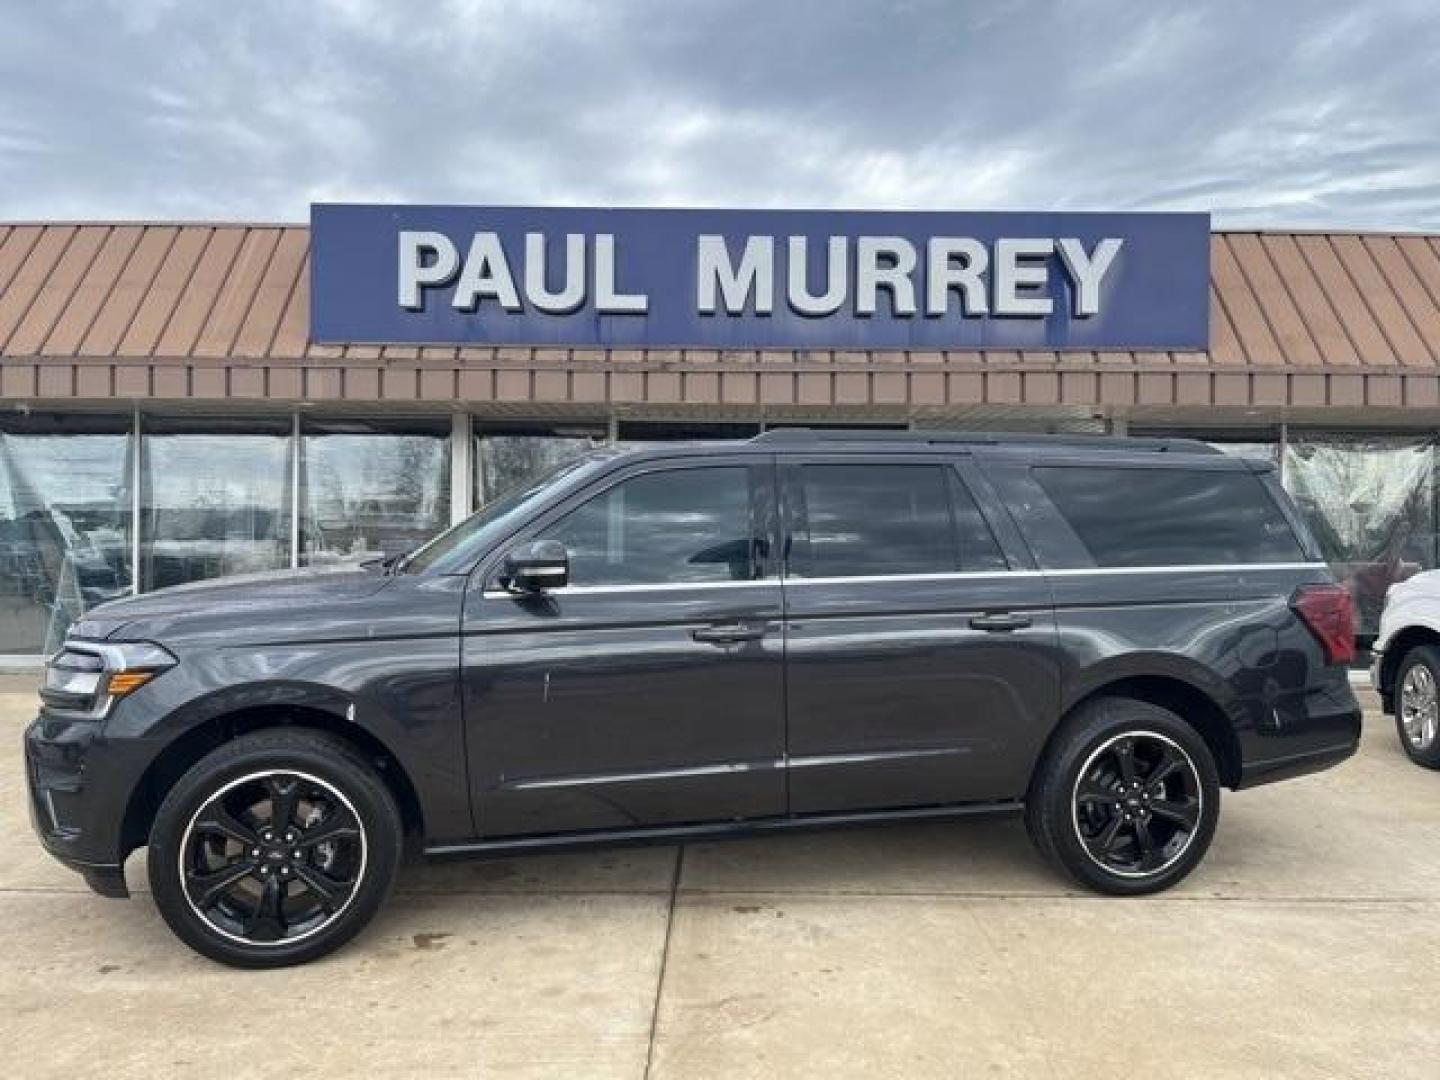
[139,417,294,591]
[476,425,607,506]
[301,418,450,565]
[0,414,134,655]
[1283,433,1437,636]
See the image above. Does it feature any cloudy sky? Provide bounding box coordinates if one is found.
[3,0,1439,228]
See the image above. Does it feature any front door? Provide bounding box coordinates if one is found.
[462,455,785,837]
[780,454,1060,814]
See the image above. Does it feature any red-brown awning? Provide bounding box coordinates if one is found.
[3,223,1440,420]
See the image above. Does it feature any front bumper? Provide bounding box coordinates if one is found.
[24,709,151,899]
[1370,648,1393,714]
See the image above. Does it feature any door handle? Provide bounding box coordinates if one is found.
[969,612,1032,632]
[692,623,766,645]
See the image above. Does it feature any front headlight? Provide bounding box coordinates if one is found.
[41,641,177,716]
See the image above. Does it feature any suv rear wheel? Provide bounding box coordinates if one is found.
[1395,645,1440,769]
[1026,696,1220,895]
[148,729,402,968]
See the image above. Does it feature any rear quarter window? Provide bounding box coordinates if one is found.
[1032,465,1305,568]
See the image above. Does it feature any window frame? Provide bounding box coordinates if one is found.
[476,453,780,593]
[778,453,1018,581]
[1027,459,1310,570]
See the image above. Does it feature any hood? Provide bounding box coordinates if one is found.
[1389,568,1440,604]
[70,564,394,641]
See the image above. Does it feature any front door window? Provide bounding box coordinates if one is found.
[539,466,756,586]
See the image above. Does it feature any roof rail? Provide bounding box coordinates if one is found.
[749,428,1220,454]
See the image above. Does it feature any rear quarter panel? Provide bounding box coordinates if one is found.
[1047,565,1357,774]
[978,449,1358,782]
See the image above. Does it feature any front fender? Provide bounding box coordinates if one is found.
[106,636,472,844]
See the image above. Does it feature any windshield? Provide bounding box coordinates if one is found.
[402,454,608,575]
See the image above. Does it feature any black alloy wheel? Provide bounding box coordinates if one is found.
[1026,696,1220,895]
[1071,731,1202,877]
[149,729,402,968]
[179,770,366,945]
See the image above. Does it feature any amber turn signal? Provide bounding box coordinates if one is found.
[106,671,155,696]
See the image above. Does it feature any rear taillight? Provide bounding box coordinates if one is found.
[1291,583,1357,666]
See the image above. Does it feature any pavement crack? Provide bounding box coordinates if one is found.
[643,844,685,1080]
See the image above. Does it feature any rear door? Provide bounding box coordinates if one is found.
[780,453,1060,814]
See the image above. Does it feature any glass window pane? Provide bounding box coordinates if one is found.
[0,423,133,653]
[798,464,958,578]
[1033,466,1305,568]
[140,426,292,590]
[1210,442,1278,465]
[301,427,449,565]
[541,467,753,586]
[616,421,760,443]
[947,472,1009,572]
[1283,435,1436,635]
[477,431,604,505]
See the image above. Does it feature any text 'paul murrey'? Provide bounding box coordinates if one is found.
[398,232,1124,319]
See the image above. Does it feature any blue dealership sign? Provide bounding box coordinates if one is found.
[310,204,1210,350]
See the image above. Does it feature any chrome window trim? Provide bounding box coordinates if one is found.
[1040,562,1325,577]
[785,562,1326,586]
[482,578,779,599]
[479,561,1327,598]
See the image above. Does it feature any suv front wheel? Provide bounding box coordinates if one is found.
[148,729,403,968]
[1026,697,1220,895]
[1395,645,1440,769]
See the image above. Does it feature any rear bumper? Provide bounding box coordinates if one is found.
[1236,734,1360,789]
[1235,683,1363,790]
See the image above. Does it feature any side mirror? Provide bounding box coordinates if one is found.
[501,540,569,592]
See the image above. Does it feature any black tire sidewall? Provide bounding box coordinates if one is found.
[1394,646,1440,769]
[1029,698,1221,896]
[148,731,402,968]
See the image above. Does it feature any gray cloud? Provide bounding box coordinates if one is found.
[2,0,1438,227]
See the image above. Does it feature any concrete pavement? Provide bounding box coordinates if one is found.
[3,684,1438,1078]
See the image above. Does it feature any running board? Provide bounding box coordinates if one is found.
[423,799,1022,859]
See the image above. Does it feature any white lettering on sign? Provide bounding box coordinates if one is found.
[525,233,586,314]
[855,237,918,317]
[1056,237,1123,317]
[787,236,847,316]
[398,232,1124,320]
[993,238,1054,316]
[398,231,460,310]
[696,235,774,314]
[594,234,648,314]
[927,238,989,316]
[453,233,521,312]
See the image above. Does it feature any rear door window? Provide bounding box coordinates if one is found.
[791,463,1007,577]
[1032,465,1305,567]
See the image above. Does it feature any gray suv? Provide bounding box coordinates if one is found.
[27,430,1362,967]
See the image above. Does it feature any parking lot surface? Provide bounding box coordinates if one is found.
[3,680,1438,1078]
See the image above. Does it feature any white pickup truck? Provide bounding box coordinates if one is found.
[1373,571,1440,768]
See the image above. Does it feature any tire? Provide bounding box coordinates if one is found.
[148,729,403,968]
[1394,645,1440,769]
[1025,696,1220,896]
